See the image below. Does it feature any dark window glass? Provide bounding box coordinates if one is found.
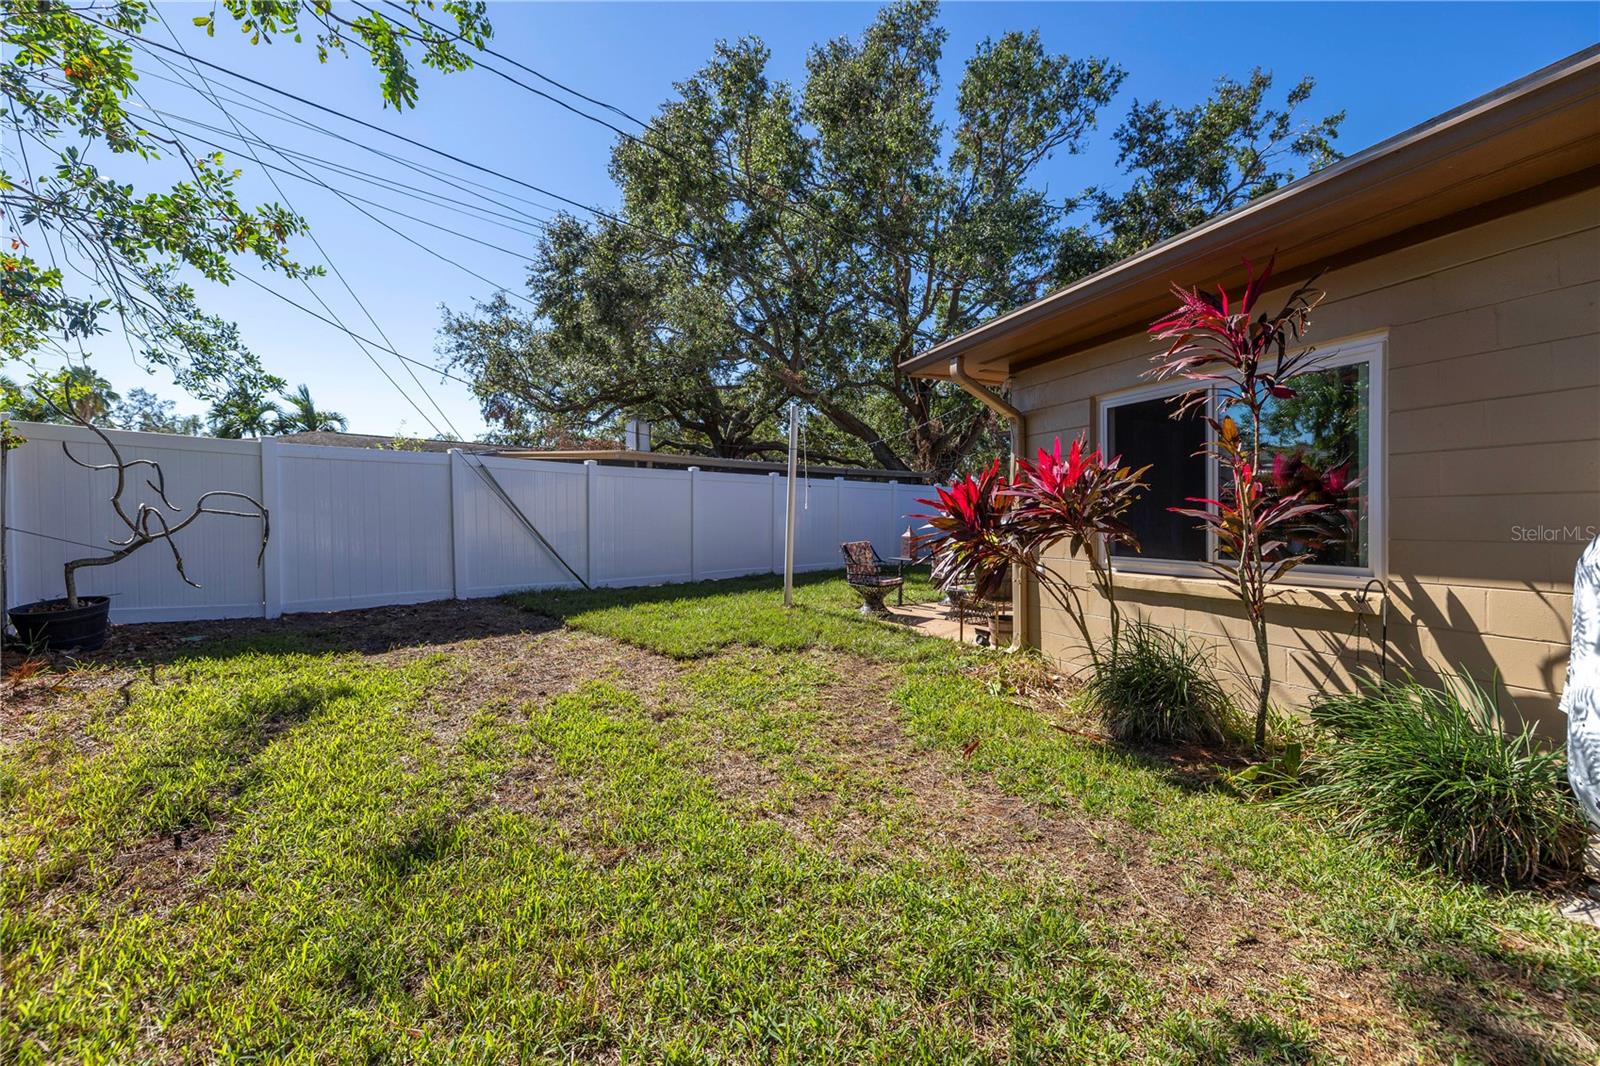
[1232,362,1371,568]
[1106,395,1207,562]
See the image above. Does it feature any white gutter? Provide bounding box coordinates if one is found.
[948,357,1034,652]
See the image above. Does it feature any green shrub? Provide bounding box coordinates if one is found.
[1084,622,1237,746]
[1295,672,1587,886]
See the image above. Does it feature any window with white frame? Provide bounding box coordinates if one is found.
[1099,336,1383,581]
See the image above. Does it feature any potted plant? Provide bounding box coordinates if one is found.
[7,402,268,652]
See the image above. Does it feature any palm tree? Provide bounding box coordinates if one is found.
[60,366,120,421]
[207,384,280,439]
[274,384,348,434]
[1,366,120,423]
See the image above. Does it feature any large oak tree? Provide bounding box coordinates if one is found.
[444,2,1342,476]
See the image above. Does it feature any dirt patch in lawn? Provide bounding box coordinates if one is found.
[680,648,1427,1064]
[0,598,670,744]
[98,825,228,919]
[398,625,682,744]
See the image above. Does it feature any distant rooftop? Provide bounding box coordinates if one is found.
[495,448,936,482]
[273,431,499,454]
[273,434,934,481]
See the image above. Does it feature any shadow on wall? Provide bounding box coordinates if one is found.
[1384,577,1570,736]
[1101,574,1572,740]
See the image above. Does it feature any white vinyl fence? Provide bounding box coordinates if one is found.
[1,421,935,623]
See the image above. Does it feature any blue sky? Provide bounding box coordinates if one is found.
[24,2,1600,437]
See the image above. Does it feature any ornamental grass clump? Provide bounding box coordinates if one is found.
[1083,621,1238,746]
[1295,672,1588,887]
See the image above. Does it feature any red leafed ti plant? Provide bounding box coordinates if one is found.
[914,459,1022,605]
[916,439,1148,669]
[1006,438,1149,667]
[1148,256,1331,749]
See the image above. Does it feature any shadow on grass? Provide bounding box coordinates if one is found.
[1395,956,1598,1066]
[511,569,952,661]
[12,597,563,670]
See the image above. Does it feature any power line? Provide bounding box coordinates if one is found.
[134,63,571,223]
[116,21,941,351]
[123,59,453,441]
[128,78,558,235]
[153,111,550,239]
[122,16,935,346]
[86,12,989,462]
[147,13,464,441]
[129,105,544,259]
[79,13,697,255]
[366,0,936,278]
[375,0,652,130]
[231,271,476,387]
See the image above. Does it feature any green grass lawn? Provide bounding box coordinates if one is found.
[2,572,1595,1064]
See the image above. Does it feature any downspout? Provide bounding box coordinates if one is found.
[948,357,1034,652]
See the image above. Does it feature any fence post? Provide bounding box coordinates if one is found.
[0,429,14,615]
[888,480,899,557]
[449,450,469,600]
[835,477,845,564]
[258,438,284,619]
[769,472,781,574]
[584,460,598,587]
[686,466,699,582]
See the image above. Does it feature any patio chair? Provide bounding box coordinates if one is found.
[840,541,904,615]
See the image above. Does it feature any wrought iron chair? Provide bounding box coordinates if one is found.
[840,540,904,615]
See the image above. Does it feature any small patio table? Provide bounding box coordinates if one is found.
[885,556,918,605]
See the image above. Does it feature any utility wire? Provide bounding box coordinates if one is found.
[7,526,123,555]
[79,14,699,255]
[124,37,453,440]
[128,105,544,259]
[230,272,476,387]
[122,20,937,346]
[134,63,570,222]
[375,0,652,129]
[129,92,554,238]
[151,21,465,442]
[93,13,990,462]
[116,22,944,350]
[367,0,937,275]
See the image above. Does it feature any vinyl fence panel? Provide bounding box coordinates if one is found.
[273,444,454,613]
[693,469,777,581]
[2,423,266,622]
[453,454,589,596]
[1,421,940,623]
[588,464,694,587]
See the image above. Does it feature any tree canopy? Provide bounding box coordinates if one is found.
[443,1,1342,478]
[0,364,119,423]
[2,0,491,440]
[112,386,204,434]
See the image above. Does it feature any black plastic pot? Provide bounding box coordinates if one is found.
[8,596,111,652]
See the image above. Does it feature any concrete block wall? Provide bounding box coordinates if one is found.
[1011,184,1600,735]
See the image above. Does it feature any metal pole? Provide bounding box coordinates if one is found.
[783,403,799,607]
[0,436,9,647]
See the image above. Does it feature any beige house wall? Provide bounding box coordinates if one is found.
[1011,184,1600,735]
